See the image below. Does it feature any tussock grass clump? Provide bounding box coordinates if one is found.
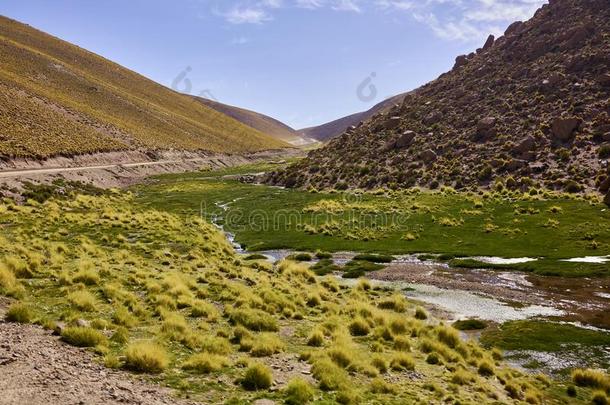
[113,305,137,327]
[229,308,278,332]
[572,369,610,392]
[371,356,388,374]
[477,360,495,376]
[61,327,107,348]
[5,302,34,323]
[414,307,428,320]
[284,377,315,404]
[592,391,609,405]
[68,290,98,312]
[394,336,411,352]
[312,357,348,390]
[194,335,233,355]
[349,318,370,336]
[0,265,23,297]
[436,325,460,348]
[241,363,273,391]
[72,269,100,286]
[124,342,169,373]
[307,329,325,347]
[390,353,415,371]
[377,294,407,312]
[369,377,397,394]
[451,368,475,385]
[182,353,228,374]
[190,300,219,320]
[250,333,285,357]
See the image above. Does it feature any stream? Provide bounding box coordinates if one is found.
[212,199,610,372]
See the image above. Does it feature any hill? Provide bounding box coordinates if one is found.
[195,97,309,146]
[269,0,610,199]
[0,16,287,159]
[299,93,407,142]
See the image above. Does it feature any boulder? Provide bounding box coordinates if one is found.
[383,116,402,130]
[396,131,416,149]
[475,117,498,141]
[505,21,523,36]
[599,177,610,193]
[423,111,442,126]
[551,117,581,142]
[454,55,468,69]
[482,34,495,51]
[506,159,528,171]
[514,135,536,154]
[420,149,437,163]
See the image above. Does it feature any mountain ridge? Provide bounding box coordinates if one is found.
[299,93,408,141]
[0,15,288,159]
[269,0,610,199]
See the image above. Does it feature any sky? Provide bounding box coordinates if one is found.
[0,0,545,129]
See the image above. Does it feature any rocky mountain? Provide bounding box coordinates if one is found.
[0,16,287,159]
[299,93,408,141]
[269,0,610,200]
[195,97,310,146]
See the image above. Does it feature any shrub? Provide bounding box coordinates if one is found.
[353,254,394,263]
[414,307,428,320]
[390,353,415,371]
[182,353,228,374]
[599,144,610,159]
[288,253,312,262]
[61,327,107,348]
[124,342,169,373]
[349,318,370,336]
[241,363,273,391]
[229,308,278,332]
[284,377,315,404]
[307,330,325,347]
[452,319,487,331]
[5,302,34,323]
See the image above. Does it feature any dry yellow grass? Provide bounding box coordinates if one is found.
[0,16,288,158]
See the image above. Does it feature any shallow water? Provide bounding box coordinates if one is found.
[562,255,610,263]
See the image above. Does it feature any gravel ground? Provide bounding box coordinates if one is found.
[0,319,198,405]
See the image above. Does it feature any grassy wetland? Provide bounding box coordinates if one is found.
[0,164,608,404]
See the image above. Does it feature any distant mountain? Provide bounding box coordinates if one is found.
[269,0,610,199]
[299,93,408,142]
[0,16,287,159]
[195,97,309,146]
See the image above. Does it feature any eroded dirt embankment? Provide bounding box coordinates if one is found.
[0,148,302,191]
[0,301,198,405]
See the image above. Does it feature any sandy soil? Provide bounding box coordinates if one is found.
[0,320,201,405]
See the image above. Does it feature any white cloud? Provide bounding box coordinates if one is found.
[222,6,272,24]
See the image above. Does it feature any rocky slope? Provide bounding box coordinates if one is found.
[0,16,287,159]
[300,93,407,142]
[269,0,610,200]
[195,97,310,146]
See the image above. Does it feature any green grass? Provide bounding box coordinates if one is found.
[0,184,600,404]
[481,321,610,352]
[453,319,487,331]
[133,168,610,277]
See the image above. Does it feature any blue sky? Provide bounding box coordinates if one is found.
[1,0,545,129]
